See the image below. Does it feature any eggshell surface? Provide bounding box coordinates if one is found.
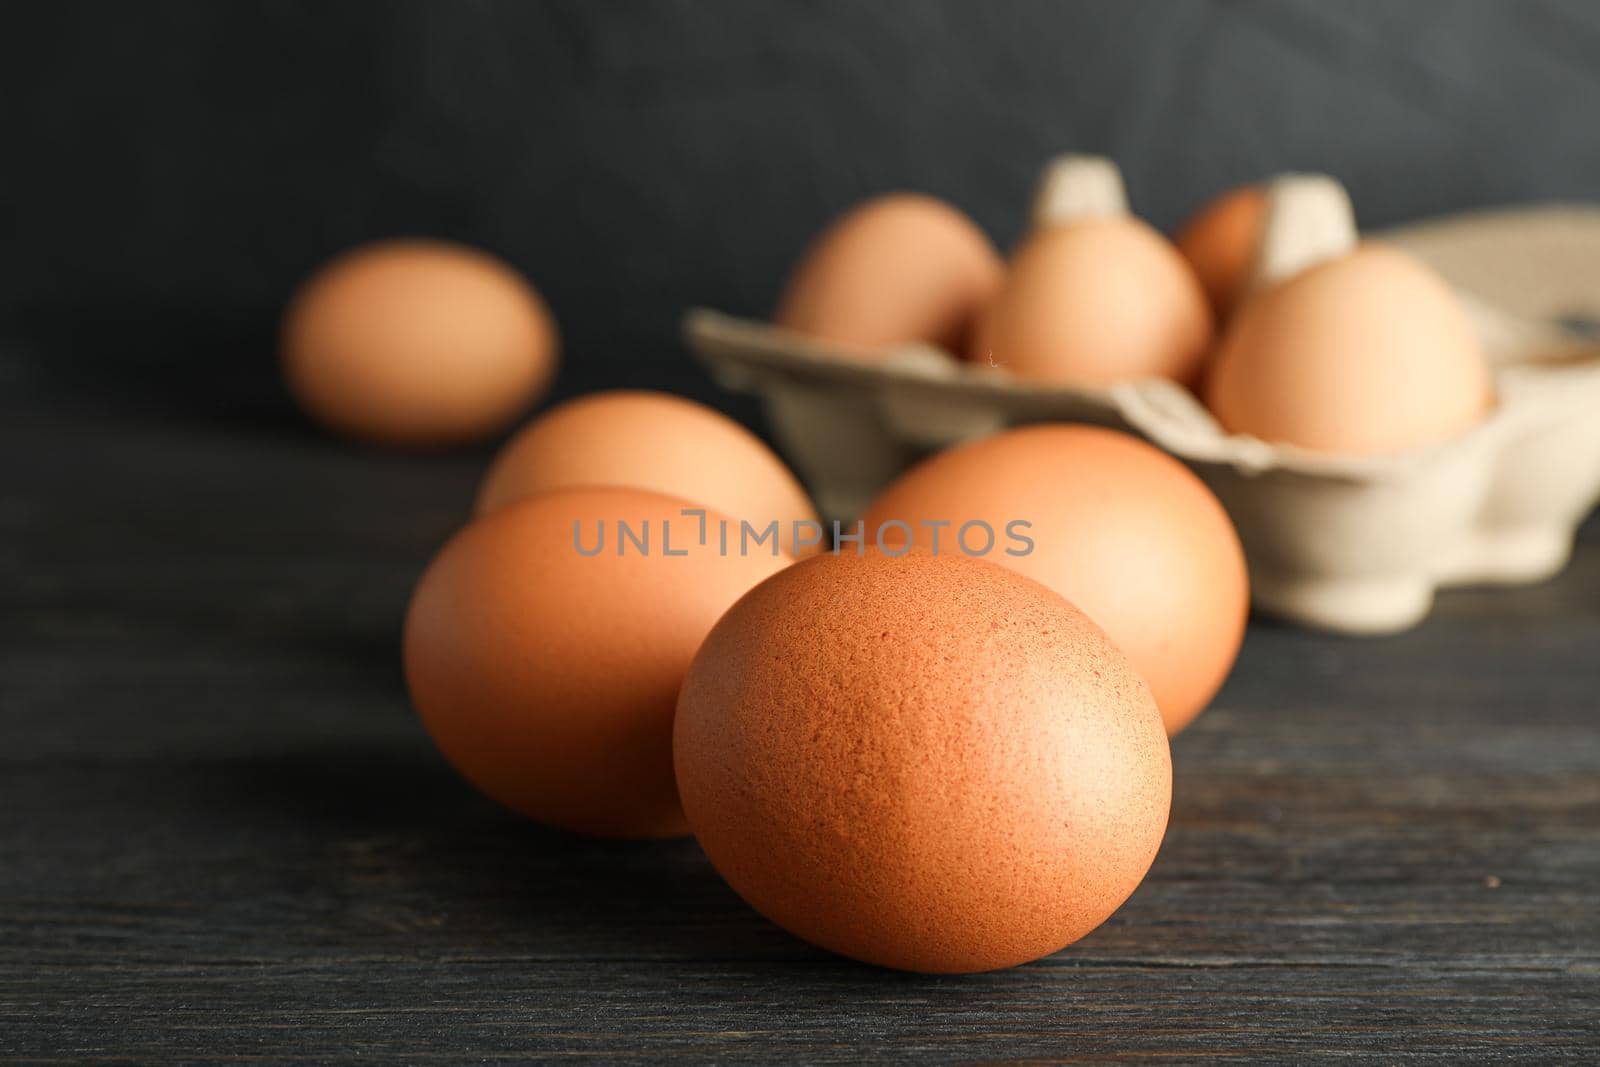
[1176,184,1267,320]
[404,486,788,838]
[283,239,557,446]
[476,391,821,557]
[862,426,1247,735]
[674,552,1171,973]
[971,217,1213,386]
[1205,244,1494,455]
[775,193,1003,354]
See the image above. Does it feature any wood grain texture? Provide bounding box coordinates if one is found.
[2,381,1597,1062]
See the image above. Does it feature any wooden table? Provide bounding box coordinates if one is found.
[4,378,1597,1062]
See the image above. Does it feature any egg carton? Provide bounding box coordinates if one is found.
[685,158,1600,634]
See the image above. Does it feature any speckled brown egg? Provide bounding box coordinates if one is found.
[775,193,1003,355]
[283,239,557,446]
[404,486,789,839]
[476,391,821,557]
[674,552,1171,974]
[1176,184,1267,321]
[971,217,1213,386]
[1204,243,1494,455]
[862,426,1247,736]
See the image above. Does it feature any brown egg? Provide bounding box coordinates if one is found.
[1205,244,1494,455]
[862,426,1246,735]
[283,239,557,446]
[404,486,788,838]
[775,193,1003,354]
[971,217,1213,386]
[1176,184,1267,320]
[476,390,821,557]
[675,552,1171,973]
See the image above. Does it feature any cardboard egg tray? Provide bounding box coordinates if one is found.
[685,159,1600,634]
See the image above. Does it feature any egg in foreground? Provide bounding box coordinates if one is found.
[862,426,1247,735]
[404,486,789,838]
[476,390,821,557]
[674,552,1171,973]
[283,239,557,446]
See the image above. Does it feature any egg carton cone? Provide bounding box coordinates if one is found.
[685,156,1600,634]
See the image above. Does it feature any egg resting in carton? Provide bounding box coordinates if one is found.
[686,157,1600,634]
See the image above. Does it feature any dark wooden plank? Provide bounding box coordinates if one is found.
[2,394,1597,1062]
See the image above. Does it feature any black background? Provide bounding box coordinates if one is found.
[6,0,1600,418]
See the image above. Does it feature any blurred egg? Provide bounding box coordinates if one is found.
[476,390,821,557]
[863,426,1246,735]
[283,239,557,446]
[1205,244,1494,454]
[775,193,1003,354]
[1176,184,1266,320]
[404,486,789,838]
[971,217,1213,386]
[675,552,1171,974]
